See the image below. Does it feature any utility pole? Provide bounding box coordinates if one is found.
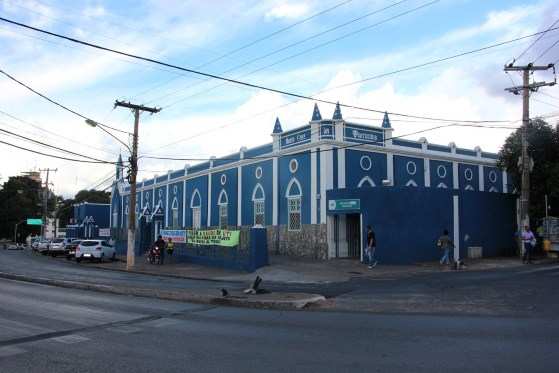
[504,62,555,254]
[114,101,160,269]
[39,168,57,238]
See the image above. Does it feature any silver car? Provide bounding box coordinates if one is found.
[37,240,51,254]
[48,238,72,257]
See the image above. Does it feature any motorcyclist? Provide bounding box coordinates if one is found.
[154,235,166,265]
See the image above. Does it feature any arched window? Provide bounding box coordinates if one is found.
[252,184,265,226]
[286,178,302,231]
[217,190,228,228]
[357,176,375,188]
[171,197,179,228]
[190,189,202,229]
[112,207,119,228]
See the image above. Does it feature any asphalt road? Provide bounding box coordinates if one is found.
[1,278,558,373]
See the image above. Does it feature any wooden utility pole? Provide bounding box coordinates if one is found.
[504,63,555,253]
[39,168,57,238]
[114,101,160,269]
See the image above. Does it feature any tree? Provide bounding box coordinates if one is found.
[0,176,43,241]
[497,118,559,222]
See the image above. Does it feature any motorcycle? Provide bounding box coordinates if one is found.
[148,246,161,265]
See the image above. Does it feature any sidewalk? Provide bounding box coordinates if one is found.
[89,254,533,284]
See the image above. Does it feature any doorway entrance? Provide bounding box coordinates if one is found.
[346,214,361,259]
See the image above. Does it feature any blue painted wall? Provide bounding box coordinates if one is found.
[459,163,478,191]
[394,155,424,187]
[484,166,502,193]
[241,160,273,226]
[184,175,208,228]
[166,181,184,227]
[345,150,387,188]
[430,159,453,190]
[279,151,311,225]
[211,168,238,227]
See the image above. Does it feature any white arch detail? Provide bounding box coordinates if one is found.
[171,197,179,209]
[357,176,375,188]
[217,189,228,205]
[285,178,302,198]
[252,183,265,201]
[190,189,201,208]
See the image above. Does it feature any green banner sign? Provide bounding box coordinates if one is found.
[186,229,240,247]
[328,199,360,211]
[26,218,43,225]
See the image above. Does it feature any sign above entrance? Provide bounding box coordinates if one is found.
[26,218,42,225]
[160,229,186,243]
[328,199,360,211]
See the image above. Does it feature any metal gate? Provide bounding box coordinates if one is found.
[346,214,361,258]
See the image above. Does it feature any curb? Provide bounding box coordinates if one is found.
[0,271,325,310]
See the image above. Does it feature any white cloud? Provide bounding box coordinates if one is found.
[265,2,311,20]
[83,5,106,18]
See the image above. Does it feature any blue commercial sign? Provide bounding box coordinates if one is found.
[344,124,384,146]
[320,123,334,140]
[281,126,311,149]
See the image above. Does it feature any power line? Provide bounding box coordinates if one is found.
[132,0,355,99]
[0,127,117,163]
[0,15,514,124]
[324,26,559,91]
[0,67,132,151]
[534,37,559,62]
[148,0,415,106]
[0,138,116,164]
[515,18,559,62]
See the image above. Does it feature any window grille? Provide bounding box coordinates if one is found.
[219,204,228,228]
[192,207,201,229]
[254,200,265,226]
[288,197,301,231]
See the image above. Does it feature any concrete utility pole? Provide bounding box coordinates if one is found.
[39,168,57,238]
[114,101,160,269]
[504,63,555,249]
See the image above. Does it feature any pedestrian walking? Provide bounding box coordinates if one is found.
[154,235,166,265]
[437,229,454,265]
[521,225,536,264]
[365,225,377,269]
[166,238,174,263]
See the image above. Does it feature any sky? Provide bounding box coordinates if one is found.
[0,0,558,198]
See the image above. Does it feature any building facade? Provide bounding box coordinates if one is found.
[66,202,111,239]
[110,103,517,263]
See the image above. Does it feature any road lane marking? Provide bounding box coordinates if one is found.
[0,346,25,357]
[51,335,90,344]
[516,265,559,275]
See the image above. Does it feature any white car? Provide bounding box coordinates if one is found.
[75,240,116,263]
[48,238,73,256]
[37,240,51,254]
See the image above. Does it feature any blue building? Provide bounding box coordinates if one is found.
[66,202,111,239]
[110,103,517,264]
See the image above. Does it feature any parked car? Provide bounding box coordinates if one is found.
[75,240,116,263]
[65,239,83,260]
[31,238,41,251]
[37,239,51,254]
[48,238,73,257]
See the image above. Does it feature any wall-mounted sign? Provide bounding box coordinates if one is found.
[186,229,240,247]
[281,126,311,149]
[26,218,43,225]
[98,228,111,237]
[320,124,334,140]
[328,199,361,211]
[344,125,384,145]
[160,229,186,243]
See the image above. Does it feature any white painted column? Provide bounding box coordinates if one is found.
[310,149,317,224]
[207,173,212,227]
[237,165,242,226]
[452,162,459,189]
[337,148,346,188]
[478,165,485,192]
[165,183,169,227]
[502,170,508,193]
[121,195,124,227]
[272,156,278,226]
[182,180,187,227]
[424,158,431,187]
[320,145,333,224]
[453,195,460,261]
[387,153,394,185]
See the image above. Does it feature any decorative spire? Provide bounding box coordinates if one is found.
[272,117,283,134]
[116,153,123,180]
[311,103,322,121]
[332,101,342,120]
[382,111,391,129]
